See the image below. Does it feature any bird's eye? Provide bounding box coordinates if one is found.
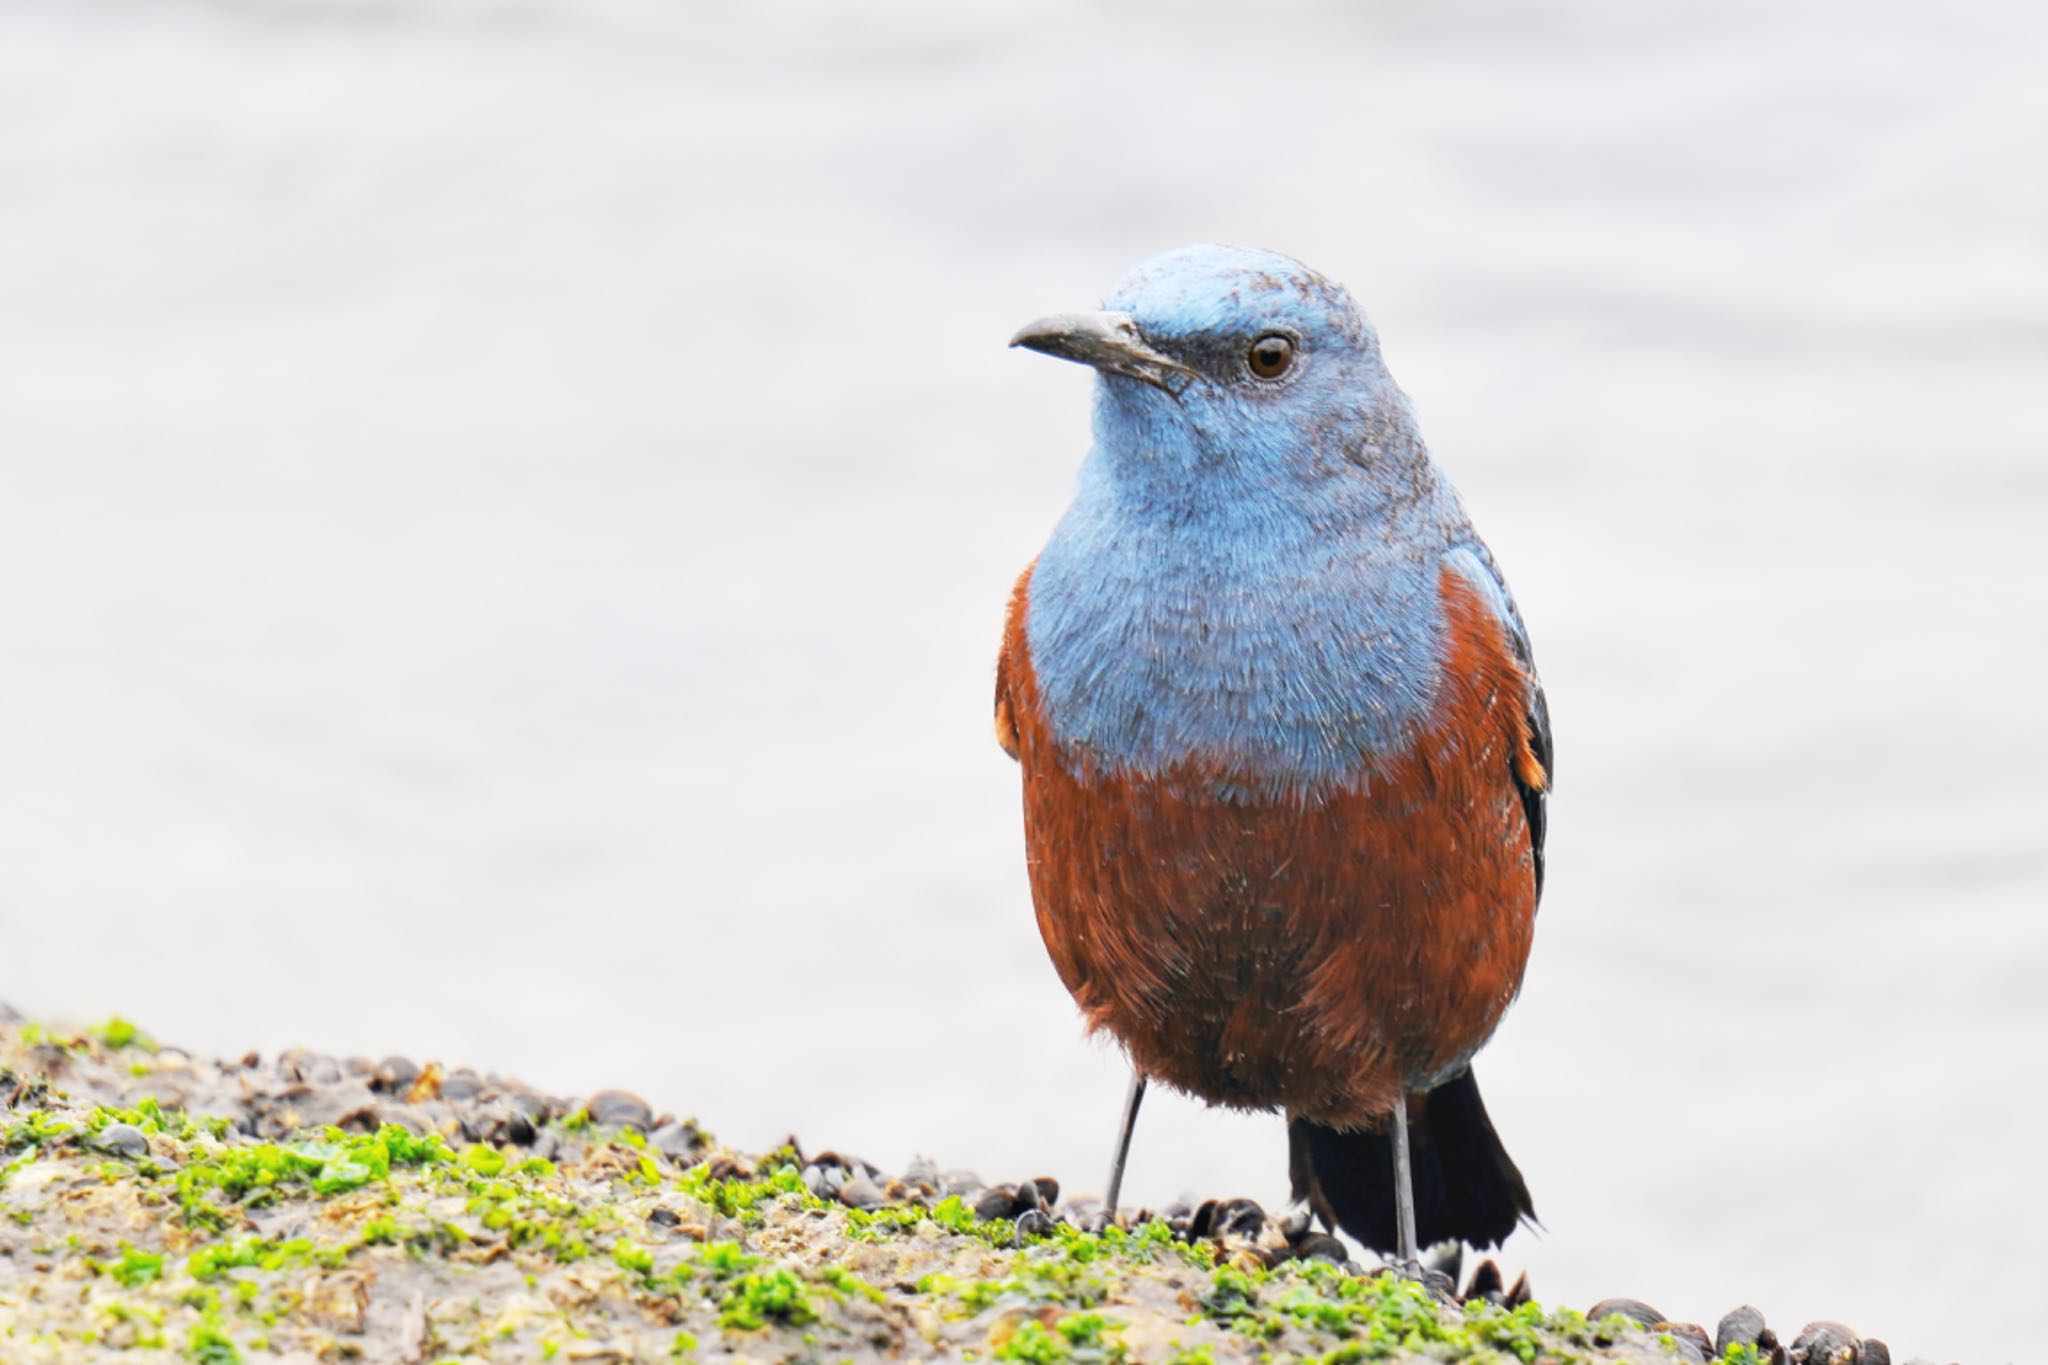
[1247,333,1296,380]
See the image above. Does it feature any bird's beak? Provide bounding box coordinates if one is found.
[1008,311,1196,396]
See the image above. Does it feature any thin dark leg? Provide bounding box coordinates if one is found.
[1389,1094,1419,1262]
[1103,1071,1148,1216]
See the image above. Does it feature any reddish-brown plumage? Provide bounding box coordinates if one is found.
[997,562,1544,1128]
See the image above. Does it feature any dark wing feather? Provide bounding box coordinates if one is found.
[1520,683,1552,903]
[1446,541,1551,906]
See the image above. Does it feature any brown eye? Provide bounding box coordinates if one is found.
[1247,333,1296,380]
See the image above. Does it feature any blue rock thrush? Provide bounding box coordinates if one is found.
[995,245,1550,1260]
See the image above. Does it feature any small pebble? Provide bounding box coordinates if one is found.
[648,1121,700,1161]
[1666,1335,1708,1364]
[1209,1197,1265,1240]
[1662,1322,1714,1361]
[1464,1259,1504,1303]
[974,1186,1022,1221]
[705,1153,750,1181]
[1792,1322,1859,1365]
[440,1070,484,1102]
[0,1001,22,1024]
[1295,1232,1349,1264]
[377,1105,431,1137]
[939,1169,986,1197]
[278,1050,343,1086]
[646,1207,681,1228]
[1861,1341,1891,1365]
[1589,1299,1668,1329]
[1029,1176,1060,1207]
[333,1105,383,1135]
[507,1091,553,1123]
[373,1057,419,1093]
[1403,1263,1460,1307]
[1718,1306,1769,1355]
[837,1178,885,1210]
[460,1103,533,1147]
[96,1123,149,1160]
[585,1090,652,1129]
[810,1150,879,1181]
[1014,1207,1054,1240]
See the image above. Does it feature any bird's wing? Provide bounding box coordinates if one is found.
[1444,543,1551,903]
[993,564,1033,761]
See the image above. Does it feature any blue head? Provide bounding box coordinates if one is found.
[1012,246,1482,793]
[1012,244,1434,526]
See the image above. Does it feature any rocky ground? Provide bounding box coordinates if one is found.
[0,1010,1920,1364]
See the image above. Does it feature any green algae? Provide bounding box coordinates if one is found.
[96,1243,165,1289]
[714,1267,819,1330]
[90,1019,152,1054]
[994,1311,1132,1363]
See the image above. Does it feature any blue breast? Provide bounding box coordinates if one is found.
[1025,447,1467,799]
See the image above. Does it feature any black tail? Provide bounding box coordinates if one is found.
[1288,1068,1534,1254]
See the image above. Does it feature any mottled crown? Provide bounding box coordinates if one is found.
[1105,244,1372,353]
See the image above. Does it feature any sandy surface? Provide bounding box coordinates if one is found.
[2,2,2045,1361]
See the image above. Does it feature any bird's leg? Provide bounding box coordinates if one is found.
[1389,1093,1419,1264]
[1102,1071,1148,1219]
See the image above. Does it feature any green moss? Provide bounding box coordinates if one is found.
[174,1125,452,1230]
[87,1097,230,1143]
[187,1235,338,1282]
[995,1319,1069,1363]
[820,1264,886,1305]
[674,1153,814,1222]
[185,1321,242,1364]
[462,1143,509,1177]
[613,1237,656,1284]
[990,1312,1128,1364]
[93,1017,154,1053]
[717,1268,818,1331]
[99,1242,166,1288]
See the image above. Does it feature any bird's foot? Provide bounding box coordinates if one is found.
[1377,1255,1459,1306]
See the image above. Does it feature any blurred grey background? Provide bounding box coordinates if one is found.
[5,0,2046,1359]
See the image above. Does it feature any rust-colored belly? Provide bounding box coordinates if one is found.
[1003,571,1541,1128]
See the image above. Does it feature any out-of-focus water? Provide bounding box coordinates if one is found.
[4,0,2045,1357]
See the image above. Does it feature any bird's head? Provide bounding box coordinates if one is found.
[1011,245,1418,495]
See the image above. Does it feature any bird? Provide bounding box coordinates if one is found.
[993,245,1550,1263]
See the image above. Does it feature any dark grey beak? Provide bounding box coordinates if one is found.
[1009,311,1195,396]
